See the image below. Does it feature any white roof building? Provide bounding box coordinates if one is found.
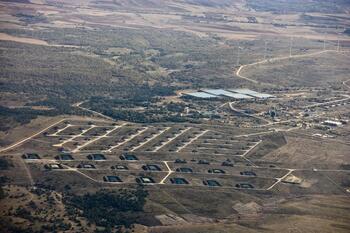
[323,120,342,127]
[202,89,253,99]
[229,89,275,99]
[183,92,218,99]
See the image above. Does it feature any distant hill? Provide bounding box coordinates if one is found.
[184,0,236,8]
[88,0,237,11]
[246,0,350,13]
[50,0,350,13]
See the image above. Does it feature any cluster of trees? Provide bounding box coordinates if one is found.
[0,159,9,215]
[86,97,187,123]
[345,28,350,35]
[86,84,174,107]
[2,205,72,233]
[14,207,33,221]
[166,102,186,113]
[15,13,48,24]
[40,222,72,232]
[0,106,45,132]
[0,157,12,170]
[0,25,242,130]
[86,94,216,123]
[65,188,148,229]
[1,25,242,92]
[246,0,347,13]
[0,176,8,200]
[0,219,36,233]
[0,40,115,102]
[28,97,86,115]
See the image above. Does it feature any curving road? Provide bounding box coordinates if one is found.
[228,102,272,124]
[235,49,341,86]
[74,101,115,121]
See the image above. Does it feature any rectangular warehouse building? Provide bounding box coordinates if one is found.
[183,92,219,99]
[202,89,253,100]
[229,89,275,99]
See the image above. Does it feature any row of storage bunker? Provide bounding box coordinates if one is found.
[182,88,275,100]
[41,163,257,189]
[45,160,258,179]
[40,164,256,188]
[103,175,255,189]
[22,153,139,161]
[24,152,236,166]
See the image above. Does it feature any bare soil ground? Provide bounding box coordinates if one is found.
[0,115,349,232]
[261,133,350,169]
[240,51,350,87]
[1,0,350,232]
[0,116,63,147]
[0,33,48,45]
[1,0,349,42]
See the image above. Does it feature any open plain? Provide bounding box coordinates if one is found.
[0,0,350,232]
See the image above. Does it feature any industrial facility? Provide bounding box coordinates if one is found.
[182,88,275,100]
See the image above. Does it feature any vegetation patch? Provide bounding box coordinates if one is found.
[246,0,348,13]
[64,188,150,229]
[15,13,48,24]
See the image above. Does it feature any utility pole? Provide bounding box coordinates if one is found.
[289,37,293,57]
[264,41,268,60]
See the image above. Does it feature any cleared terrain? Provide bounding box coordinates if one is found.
[0,0,350,232]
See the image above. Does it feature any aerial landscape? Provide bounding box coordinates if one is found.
[0,0,349,232]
